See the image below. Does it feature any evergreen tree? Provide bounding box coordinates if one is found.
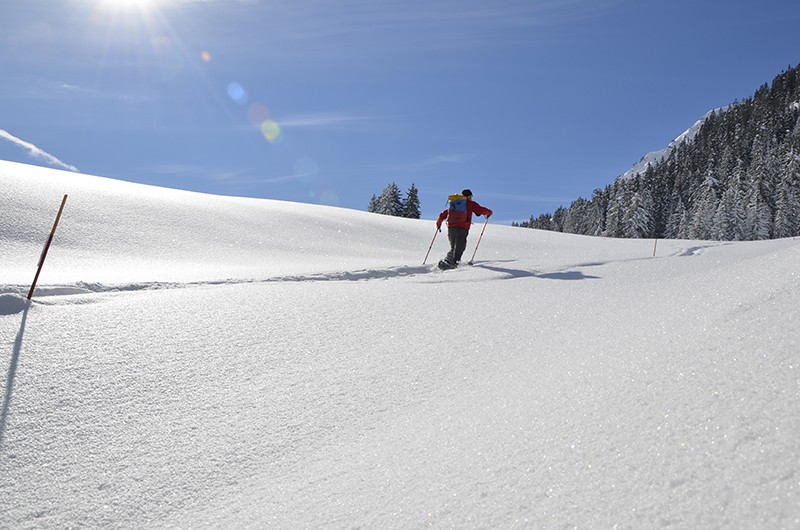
[562,198,586,234]
[403,183,421,219]
[774,147,800,237]
[744,184,772,240]
[713,187,741,240]
[367,195,379,214]
[551,206,568,232]
[677,206,692,239]
[664,194,686,239]
[588,188,608,236]
[603,192,625,238]
[368,182,422,219]
[625,191,653,238]
[374,183,404,216]
[536,213,554,230]
[773,179,794,238]
[689,176,718,240]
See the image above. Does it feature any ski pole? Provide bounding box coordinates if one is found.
[467,217,489,266]
[423,226,439,264]
[28,194,68,300]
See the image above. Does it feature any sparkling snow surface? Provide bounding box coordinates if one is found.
[1,161,799,528]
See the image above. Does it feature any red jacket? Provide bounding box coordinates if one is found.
[437,200,492,230]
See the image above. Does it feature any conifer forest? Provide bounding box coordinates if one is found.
[518,65,800,241]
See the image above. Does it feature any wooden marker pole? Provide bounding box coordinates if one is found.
[27,194,68,300]
[467,217,489,266]
[423,227,439,265]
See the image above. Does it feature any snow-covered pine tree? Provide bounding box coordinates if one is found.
[625,191,653,238]
[367,195,379,214]
[713,187,741,240]
[677,206,692,239]
[562,198,587,234]
[773,177,795,238]
[375,183,404,216]
[774,147,800,237]
[602,192,625,238]
[551,206,568,233]
[689,175,718,240]
[588,188,608,236]
[743,183,772,240]
[664,194,686,239]
[403,183,421,219]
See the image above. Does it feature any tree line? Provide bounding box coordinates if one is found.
[516,64,800,241]
[368,183,421,219]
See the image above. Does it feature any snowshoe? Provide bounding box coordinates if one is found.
[437,259,457,270]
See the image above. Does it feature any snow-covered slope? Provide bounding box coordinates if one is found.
[620,108,722,180]
[0,161,434,285]
[2,160,799,528]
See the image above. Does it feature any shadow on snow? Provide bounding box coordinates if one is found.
[474,263,600,281]
[1,300,30,451]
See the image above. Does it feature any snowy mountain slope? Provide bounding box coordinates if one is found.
[0,159,688,288]
[1,160,799,528]
[0,160,433,285]
[620,108,723,180]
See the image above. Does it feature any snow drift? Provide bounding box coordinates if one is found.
[1,160,799,528]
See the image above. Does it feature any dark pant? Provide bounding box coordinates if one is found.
[446,227,469,264]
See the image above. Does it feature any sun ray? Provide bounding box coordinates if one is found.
[96,0,158,12]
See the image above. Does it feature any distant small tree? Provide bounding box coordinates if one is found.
[403,183,421,219]
[368,182,421,218]
[367,194,379,214]
[374,183,403,216]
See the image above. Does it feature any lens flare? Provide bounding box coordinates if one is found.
[247,103,271,127]
[260,120,282,143]
[200,51,211,62]
[227,82,248,105]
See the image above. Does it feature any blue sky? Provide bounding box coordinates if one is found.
[2,0,799,223]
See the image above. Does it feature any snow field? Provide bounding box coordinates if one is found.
[2,160,799,528]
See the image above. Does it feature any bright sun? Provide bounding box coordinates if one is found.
[97,0,158,11]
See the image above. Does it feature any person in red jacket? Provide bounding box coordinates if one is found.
[436,189,492,268]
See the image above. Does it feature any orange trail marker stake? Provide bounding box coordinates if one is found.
[467,217,489,266]
[27,194,68,300]
[423,226,439,265]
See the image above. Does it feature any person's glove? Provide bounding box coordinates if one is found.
[486,210,493,218]
[436,222,442,232]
